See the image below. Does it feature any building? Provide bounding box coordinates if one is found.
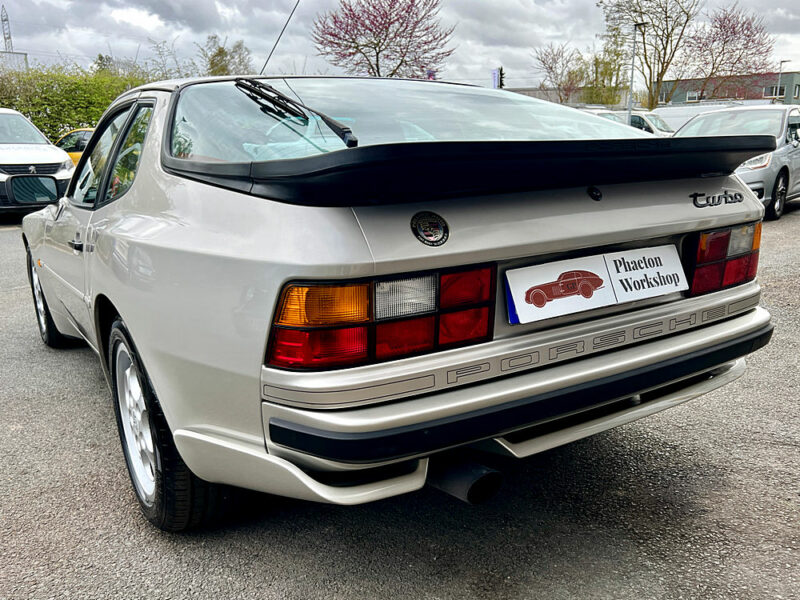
[507,87,631,108]
[660,71,800,105]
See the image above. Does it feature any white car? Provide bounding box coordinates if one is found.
[614,110,675,137]
[0,108,74,213]
[20,77,773,530]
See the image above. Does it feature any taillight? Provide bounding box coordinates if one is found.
[267,265,496,370]
[689,222,761,296]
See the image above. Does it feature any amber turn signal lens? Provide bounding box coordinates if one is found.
[752,222,762,251]
[276,284,370,327]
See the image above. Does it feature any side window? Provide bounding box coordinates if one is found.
[76,131,91,151]
[73,109,132,205]
[56,132,81,152]
[787,110,800,142]
[103,106,153,203]
[631,115,652,133]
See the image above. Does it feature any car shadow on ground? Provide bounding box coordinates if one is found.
[188,425,718,545]
[153,426,726,597]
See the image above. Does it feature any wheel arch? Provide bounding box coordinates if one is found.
[776,165,790,190]
[95,294,121,374]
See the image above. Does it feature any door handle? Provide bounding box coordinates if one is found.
[68,239,84,252]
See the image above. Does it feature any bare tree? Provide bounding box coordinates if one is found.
[146,38,197,79]
[532,42,584,104]
[598,0,702,109]
[312,0,455,78]
[680,5,774,100]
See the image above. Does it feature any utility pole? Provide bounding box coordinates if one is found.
[626,21,647,126]
[775,60,790,104]
[1,5,13,53]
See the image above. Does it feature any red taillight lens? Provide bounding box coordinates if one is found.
[439,307,490,346]
[691,263,725,295]
[376,316,435,360]
[697,230,730,263]
[689,222,761,296]
[746,251,759,280]
[268,327,368,369]
[440,267,492,308]
[723,254,751,287]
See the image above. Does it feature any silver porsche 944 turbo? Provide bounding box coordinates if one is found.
[19,77,774,530]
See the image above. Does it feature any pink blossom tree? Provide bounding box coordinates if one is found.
[311,0,455,78]
[681,5,775,100]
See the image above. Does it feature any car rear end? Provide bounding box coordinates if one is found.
[163,78,773,504]
[254,177,769,491]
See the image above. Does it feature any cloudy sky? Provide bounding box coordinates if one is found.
[4,0,800,88]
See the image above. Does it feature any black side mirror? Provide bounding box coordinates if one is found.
[5,175,59,205]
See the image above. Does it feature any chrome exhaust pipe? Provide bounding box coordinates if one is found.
[427,459,503,504]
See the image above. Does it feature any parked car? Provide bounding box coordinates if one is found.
[0,108,74,213]
[55,128,94,165]
[614,110,675,136]
[21,76,773,530]
[653,101,750,131]
[675,105,800,219]
[580,108,627,124]
[525,270,604,307]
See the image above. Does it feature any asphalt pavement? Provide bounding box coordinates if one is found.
[0,209,798,600]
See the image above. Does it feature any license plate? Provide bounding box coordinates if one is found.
[505,245,689,324]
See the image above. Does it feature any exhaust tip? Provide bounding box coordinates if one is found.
[428,459,503,504]
[465,469,503,504]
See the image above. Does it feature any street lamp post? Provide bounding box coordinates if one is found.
[775,60,790,104]
[626,21,647,126]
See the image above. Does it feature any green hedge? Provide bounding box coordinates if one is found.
[0,65,146,141]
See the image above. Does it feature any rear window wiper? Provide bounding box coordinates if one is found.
[234,78,358,148]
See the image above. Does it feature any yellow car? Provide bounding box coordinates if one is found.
[54,128,94,165]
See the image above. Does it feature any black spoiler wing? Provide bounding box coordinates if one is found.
[162,135,776,206]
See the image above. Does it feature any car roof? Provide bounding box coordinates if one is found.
[694,105,794,114]
[0,107,23,115]
[123,74,477,96]
[613,110,657,116]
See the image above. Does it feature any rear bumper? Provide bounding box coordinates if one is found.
[268,321,772,464]
[173,306,770,505]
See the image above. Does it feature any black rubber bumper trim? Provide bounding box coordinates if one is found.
[269,323,773,464]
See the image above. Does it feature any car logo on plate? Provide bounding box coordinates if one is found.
[411,211,449,246]
[28,165,37,174]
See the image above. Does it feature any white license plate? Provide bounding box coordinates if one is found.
[505,244,689,324]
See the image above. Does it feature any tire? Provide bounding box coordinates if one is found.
[108,319,221,531]
[766,172,788,220]
[26,248,72,348]
[579,282,594,299]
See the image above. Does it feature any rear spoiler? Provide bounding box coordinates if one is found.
[162,135,776,207]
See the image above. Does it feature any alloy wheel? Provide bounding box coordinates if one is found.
[115,342,157,505]
[29,258,48,337]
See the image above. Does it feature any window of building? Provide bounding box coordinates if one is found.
[686,90,700,102]
[763,85,786,98]
[795,84,799,99]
